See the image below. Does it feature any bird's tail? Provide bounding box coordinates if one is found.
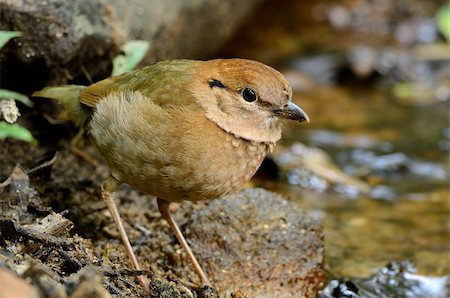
[33,85,91,127]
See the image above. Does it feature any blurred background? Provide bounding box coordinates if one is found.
[1,0,449,297]
[220,1,449,296]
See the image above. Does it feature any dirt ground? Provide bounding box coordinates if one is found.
[0,129,223,297]
[0,114,324,298]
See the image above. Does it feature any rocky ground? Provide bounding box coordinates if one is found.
[0,137,325,297]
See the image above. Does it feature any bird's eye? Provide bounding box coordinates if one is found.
[242,87,257,102]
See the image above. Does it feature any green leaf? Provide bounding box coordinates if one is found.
[0,89,34,107]
[437,4,450,41]
[122,40,150,67]
[112,40,150,76]
[0,31,22,49]
[0,122,37,144]
[111,54,128,77]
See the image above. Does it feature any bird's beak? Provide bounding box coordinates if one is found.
[273,101,310,123]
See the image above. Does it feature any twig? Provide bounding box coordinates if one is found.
[14,223,73,248]
[70,146,99,167]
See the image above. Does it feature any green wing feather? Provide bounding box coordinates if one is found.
[33,60,203,127]
[80,60,201,109]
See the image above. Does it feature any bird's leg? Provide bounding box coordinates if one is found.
[102,176,149,290]
[157,198,210,286]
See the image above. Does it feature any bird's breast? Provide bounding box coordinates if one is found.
[89,93,274,202]
[198,130,274,199]
[155,115,274,202]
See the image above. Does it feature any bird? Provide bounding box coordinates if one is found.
[33,58,309,289]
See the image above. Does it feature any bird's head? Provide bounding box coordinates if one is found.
[190,58,309,143]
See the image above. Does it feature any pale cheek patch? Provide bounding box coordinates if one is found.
[262,115,282,130]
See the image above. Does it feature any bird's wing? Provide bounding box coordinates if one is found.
[80,60,202,109]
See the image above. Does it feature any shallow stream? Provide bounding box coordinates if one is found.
[220,0,449,296]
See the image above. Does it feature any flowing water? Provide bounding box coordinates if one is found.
[220,0,449,296]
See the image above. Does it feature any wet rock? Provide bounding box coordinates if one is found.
[368,185,396,201]
[307,130,380,150]
[273,143,370,197]
[319,261,449,298]
[185,188,325,298]
[0,0,262,93]
[320,279,359,298]
[343,149,448,181]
